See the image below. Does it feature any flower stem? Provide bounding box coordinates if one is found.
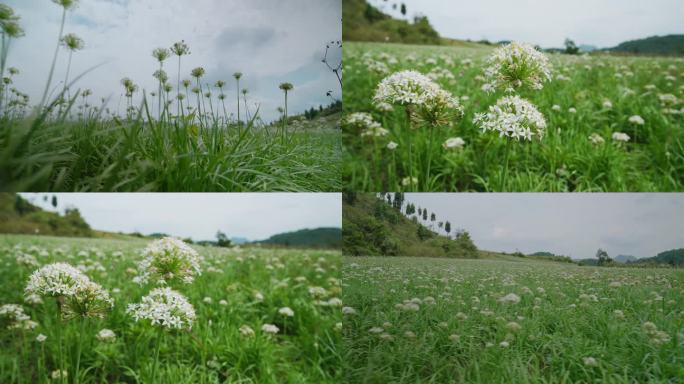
[40,7,66,111]
[501,140,511,191]
[151,329,163,383]
[74,318,86,384]
[425,125,434,190]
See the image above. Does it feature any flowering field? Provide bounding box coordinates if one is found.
[342,257,684,383]
[0,234,341,383]
[0,3,341,192]
[342,42,684,191]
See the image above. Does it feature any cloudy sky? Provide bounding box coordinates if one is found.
[370,0,683,48]
[5,0,341,122]
[403,193,683,259]
[20,193,341,241]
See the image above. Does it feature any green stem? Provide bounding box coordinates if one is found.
[236,78,240,126]
[151,329,163,383]
[74,318,85,384]
[40,7,67,110]
[425,125,434,190]
[501,140,511,191]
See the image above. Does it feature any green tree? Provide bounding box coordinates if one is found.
[445,221,451,237]
[564,38,579,55]
[216,231,232,248]
[400,3,407,16]
[596,248,612,266]
[51,195,57,209]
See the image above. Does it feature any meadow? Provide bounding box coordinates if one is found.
[342,256,684,383]
[0,2,341,192]
[0,234,342,383]
[342,42,684,191]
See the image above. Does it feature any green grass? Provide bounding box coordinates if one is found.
[343,42,684,191]
[0,234,341,383]
[343,256,684,383]
[0,110,341,191]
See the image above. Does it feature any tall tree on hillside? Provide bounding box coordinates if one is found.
[400,3,407,17]
[422,209,427,221]
[51,195,57,209]
[445,221,451,238]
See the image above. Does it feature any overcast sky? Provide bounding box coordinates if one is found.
[370,0,683,48]
[20,193,341,241]
[403,193,683,259]
[5,0,341,122]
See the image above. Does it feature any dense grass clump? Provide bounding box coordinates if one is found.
[0,110,341,191]
[343,256,684,383]
[343,42,684,191]
[0,234,342,383]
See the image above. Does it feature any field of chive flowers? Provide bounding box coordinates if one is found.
[0,234,341,383]
[342,257,684,383]
[342,42,684,192]
[0,3,341,192]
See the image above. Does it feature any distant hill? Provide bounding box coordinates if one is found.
[0,193,92,237]
[343,0,441,45]
[527,251,573,263]
[256,227,341,249]
[343,193,479,258]
[577,258,599,266]
[607,35,684,56]
[615,254,638,263]
[231,237,249,245]
[631,248,684,266]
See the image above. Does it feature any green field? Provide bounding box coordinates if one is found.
[342,256,684,383]
[0,234,341,383]
[343,42,684,191]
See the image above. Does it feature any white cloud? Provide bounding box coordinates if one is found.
[4,0,341,121]
[404,193,684,259]
[369,0,683,48]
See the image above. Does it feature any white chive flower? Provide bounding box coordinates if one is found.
[474,96,546,141]
[136,237,202,285]
[482,41,552,93]
[126,287,196,330]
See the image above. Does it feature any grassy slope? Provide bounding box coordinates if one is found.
[0,107,341,192]
[343,0,441,45]
[344,193,525,260]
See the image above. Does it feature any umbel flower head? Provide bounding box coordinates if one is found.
[170,40,190,57]
[60,33,84,52]
[136,237,202,285]
[474,95,547,141]
[191,67,205,79]
[25,262,90,297]
[482,42,552,93]
[0,304,37,330]
[152,48,170,63]
[60,280,113,319]
[373,70,463,126]
[127,287,196,330]
[25,263,113,319]
[343,112,388,137]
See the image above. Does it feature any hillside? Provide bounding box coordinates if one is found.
[343,193,480,258]
[0,193,93,237]
[343,0,441,45]
[256,227,341,249]
[608,34,684,55]
[631,248,684,266]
